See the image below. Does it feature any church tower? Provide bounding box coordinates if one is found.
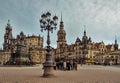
[57,14,66,48]
[114,36,118,51]
[3,20,13,50]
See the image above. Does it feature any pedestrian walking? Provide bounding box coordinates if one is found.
[63,61,66,71]
[75,61,78,70]
[70,60,73,70]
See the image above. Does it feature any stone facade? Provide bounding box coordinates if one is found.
[55,16,119,64]
[0,18,119,65]
[95,50,120,65]
[0,20,44,65]
[0,50,11,65]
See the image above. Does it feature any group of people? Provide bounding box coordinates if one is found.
[53,60,78,71]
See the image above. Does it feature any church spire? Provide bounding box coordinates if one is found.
[61,12,63,22]
[115,35,117,43]
[84,25,86,36]
[60,12,64,30]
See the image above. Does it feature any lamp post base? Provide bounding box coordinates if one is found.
[42,63,55,78]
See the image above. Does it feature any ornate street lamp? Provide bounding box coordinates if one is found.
[40,12,58,77]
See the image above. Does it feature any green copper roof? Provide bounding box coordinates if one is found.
[7,19,10,26]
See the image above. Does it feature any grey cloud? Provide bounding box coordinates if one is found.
[0,0,120,48]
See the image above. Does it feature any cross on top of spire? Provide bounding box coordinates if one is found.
[7,19,10,26]
[84,25,86,36]
[115,35,117,43]
[61,12,63,23]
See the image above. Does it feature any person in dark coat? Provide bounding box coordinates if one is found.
[67,61,70,70]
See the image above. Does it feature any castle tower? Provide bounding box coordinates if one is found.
[57,13,66,48]
[3,20,13,50]
[114,36,118,51]
[82,27,89,58]
[82,28,88,49]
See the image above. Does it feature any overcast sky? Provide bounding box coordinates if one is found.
[0,0,120,48]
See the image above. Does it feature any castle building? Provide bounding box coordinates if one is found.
[95,38,120,65]
[55,15,119,64]
[55,15,99,61]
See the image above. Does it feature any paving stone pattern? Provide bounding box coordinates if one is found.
[0,65,120,83]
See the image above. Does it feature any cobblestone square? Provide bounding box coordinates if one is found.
[0,65,120,83]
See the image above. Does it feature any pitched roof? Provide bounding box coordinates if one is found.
[94,42,101,47]
[106,45,112,49]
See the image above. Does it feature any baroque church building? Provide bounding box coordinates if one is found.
[0,20,44,65]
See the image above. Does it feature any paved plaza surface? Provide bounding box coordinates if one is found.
[0,65,120,83]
